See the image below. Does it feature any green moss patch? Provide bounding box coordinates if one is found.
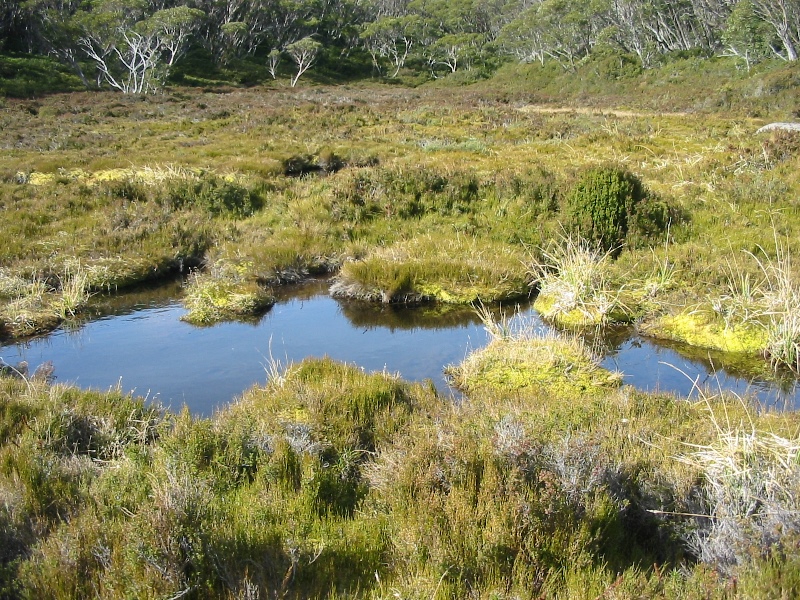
[181,277,274,325]
[640,311,769,355]
[447,333,622,398]
[534,291,638,328]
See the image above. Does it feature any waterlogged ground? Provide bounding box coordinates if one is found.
[1,280,797,415]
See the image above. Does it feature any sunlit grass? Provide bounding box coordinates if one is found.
[447,304,623,396]
[181,262,274,325]
[332,234,531,304]
[56,261,92,319]
[531,234,639,327]
[643,235,800,374]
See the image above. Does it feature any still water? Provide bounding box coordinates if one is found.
[2,279,798,416]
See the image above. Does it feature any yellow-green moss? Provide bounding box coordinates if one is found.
[640,312,769,355]
[534,292,637,328]
[448,334,622,398]
[418,282,527,304]
[181,278,274,325]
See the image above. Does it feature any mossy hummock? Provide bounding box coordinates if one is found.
[640,311,769,356]
[447,334,623,398]
[181,278,275,325]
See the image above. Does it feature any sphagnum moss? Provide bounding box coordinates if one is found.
[447,309,623,397]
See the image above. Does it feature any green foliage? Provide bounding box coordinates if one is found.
[0,54,84,97]
[163,176,264,218]
[331,166,481,221]
[3,67,800,599]
[566,166,647,254]
[2,352,800,597]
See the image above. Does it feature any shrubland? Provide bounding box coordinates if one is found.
[2,349,800,598]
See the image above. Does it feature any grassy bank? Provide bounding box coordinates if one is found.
[1,353,799,598]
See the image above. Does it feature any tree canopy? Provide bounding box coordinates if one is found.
[3,0,798,92]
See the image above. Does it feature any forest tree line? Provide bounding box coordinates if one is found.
[0,0,798,92]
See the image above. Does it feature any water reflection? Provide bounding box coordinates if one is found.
[1,280,798,416]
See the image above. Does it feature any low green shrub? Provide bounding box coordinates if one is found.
[566,165,647,254]
[163,176,264,218]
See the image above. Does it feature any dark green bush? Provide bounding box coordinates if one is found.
[163,176,263,217]
[627,197,687,247]
[566,166,646,254]
[316,148,345,173]
[281,154,318,176]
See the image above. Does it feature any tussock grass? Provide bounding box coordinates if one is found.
[447,306,623,397]
[531,235,642,328]
[332,235,531,304]
[181,261,274,325]
[0,262,92,337]
[672,392,800,577]
[642,235,800,374]
[755,242,800,373]
[56,261,92,319]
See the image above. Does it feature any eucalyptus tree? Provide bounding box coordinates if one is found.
[319,0,370,51]
[286,35,321,85]
[497,6,548,64]
[402,0,496,74]
[21,0,91,83]
[639,0,704,52]
[599,0,656,64]
[185,0,258,62]
[530,0,595,69]
[367,0,412,18]
[750,0,800,60]
[430,31,484,71]
[0,0,28,50]
[267,47,281,77]
[361,14,421,75]
[720,0,774,69]
[690,0,737,49]
[74,0,203,92]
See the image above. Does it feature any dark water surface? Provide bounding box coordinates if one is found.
[2,280,798,415]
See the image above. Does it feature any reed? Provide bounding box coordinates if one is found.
[531,234,635,327]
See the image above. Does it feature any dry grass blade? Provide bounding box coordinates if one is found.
[530,233,632,326]
[673,386,800,574]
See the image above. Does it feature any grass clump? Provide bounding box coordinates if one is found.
[181,263,274,325]
[163,175,265,218]
[531,235,649,328]
[676,395,800,580]
[331,235,531,304]
[4,355,800,597]
[0,263,92,338]
[447,308,623,397]
[642,239,800,374]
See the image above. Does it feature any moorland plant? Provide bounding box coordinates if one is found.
[0,43,800,598]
